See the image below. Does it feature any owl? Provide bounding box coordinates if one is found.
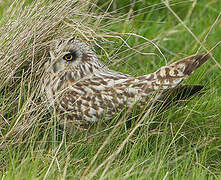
[42,37,210,129]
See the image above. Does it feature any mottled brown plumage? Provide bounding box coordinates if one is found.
[41,38,210,128]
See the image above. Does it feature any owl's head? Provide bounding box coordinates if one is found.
[48,37,103,74]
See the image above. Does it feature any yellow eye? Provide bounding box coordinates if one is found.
[64,54,73,61]
[63,52,77,61]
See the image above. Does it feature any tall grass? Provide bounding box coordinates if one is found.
[0,0,220,179]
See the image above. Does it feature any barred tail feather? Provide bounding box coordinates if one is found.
[137,54,211,92]
[182,54,210,75]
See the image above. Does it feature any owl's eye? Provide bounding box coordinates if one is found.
[63,54,73,61]
[63,51,77,62]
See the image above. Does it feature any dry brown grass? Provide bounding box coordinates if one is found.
[0,0,99,144]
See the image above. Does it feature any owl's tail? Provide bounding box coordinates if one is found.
[137,53,211,91]
[174,53,211,76]
[154,84,205,111]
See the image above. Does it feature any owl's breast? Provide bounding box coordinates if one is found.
[41,71,68,104]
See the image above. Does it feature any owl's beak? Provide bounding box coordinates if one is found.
[49,51,58,73]
[52,64,57,73]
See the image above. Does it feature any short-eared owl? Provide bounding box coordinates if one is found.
[42,37,210,128]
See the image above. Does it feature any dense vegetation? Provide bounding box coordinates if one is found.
[0,0,220,179]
